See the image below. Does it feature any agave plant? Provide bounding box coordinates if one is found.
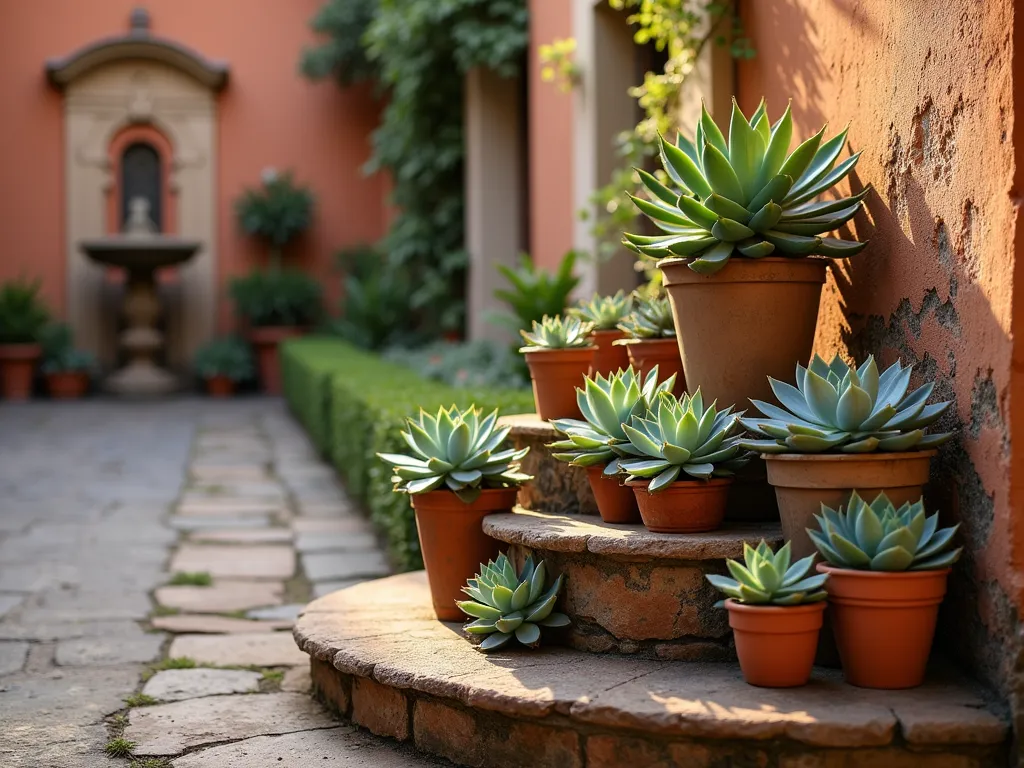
[569,291,634,331]
[617,296,676,339]
[622,100,868,274]
[739,355,954,454]
[619,389,751,490]
[707,540,828,606]
[377,405,532,502]
[547,366,677,475]
[519,315,594,350]
[809,491,961,571]
[457,553,570,651]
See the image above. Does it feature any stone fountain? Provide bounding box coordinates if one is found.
[80,197,201,395]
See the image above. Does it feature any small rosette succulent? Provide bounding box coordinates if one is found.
[547,366,677,475]
[457,553,570,651]
[740,354,954,454]
[619,389,752,490]
[707,540,828,606]
[623,99,868,275]
[520,314,594,350]
[377,405,532,503]
[617,296,676,339]
[809,491,962,571]
[569,290,634,331]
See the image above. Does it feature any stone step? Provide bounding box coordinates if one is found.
[485,507,782,659]
[294,573,1008,768]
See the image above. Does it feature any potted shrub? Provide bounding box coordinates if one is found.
[0,278,50,400]
[707,540,828,687]
[739,354,954,557]
[568,291,633,376]
[229,269,322,394]
[39,324,95,400]
[236,169,315,271]
[619,389,751,532]
[614,296,685,395]
[377,405,533,621]
[194,336,255,397]
[623,99,868,409]
[548,366,676,523]
[519,315,595,420]
[809,491,961,688]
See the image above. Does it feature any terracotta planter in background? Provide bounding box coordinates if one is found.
[0,343,41,400]
[249,326,305,395]
[588,330,631,378]
[818,564,950,689]
[627,477,732,533]
[765,451,937,559]
[46,371,89,400]
[585,466,640,524]
[620,338,685,395]
[412,487,518,621]
[522,347,595,421]
[726,599,826,687]
[206,375,236,398]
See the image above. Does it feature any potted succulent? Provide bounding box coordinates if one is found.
[623,99,868,409]
[548,366,676,523]
[569,291,633,376]
[457,553,570,651]
[620,389,751,532]
[236,169,315,271]
[809,491,961,689]
[0,278,51,400]
[519,315,596,420]
[39,324,95,399]
[194,336,255,397]
[739,354,954,557]
[377,405,532,621]
[707,541,828,687]
[614,296,684,395]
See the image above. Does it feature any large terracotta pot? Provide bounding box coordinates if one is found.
[818,564,950,689]
[249,326,305,395]
[765,451,936,559]
[627,477,732,533]
[46,371,89,400]
[588,330,631,378]
[621,338,685,395]
[726,599,826,687]
[585,466,640,524]
[522,347,595,421]
[0,344,41,400]
[660,257,827,408]
[411,487,517,621]
[205,375,236,398]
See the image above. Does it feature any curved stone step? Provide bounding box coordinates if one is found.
[294,573,1008,768]
[484,508,782,659]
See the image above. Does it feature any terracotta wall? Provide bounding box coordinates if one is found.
[0,0,387,327]
[740,0,1023,711]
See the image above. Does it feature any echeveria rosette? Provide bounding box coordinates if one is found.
[569,290,633,331]
[377,405,532,503]
[809,491,962,571]
[622,99,869,275]
[519,314,594,350]
[616,296,676,339]
[739,354,954,454]
[707,540,828,606]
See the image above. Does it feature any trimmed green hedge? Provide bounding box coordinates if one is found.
[281,336,534,570]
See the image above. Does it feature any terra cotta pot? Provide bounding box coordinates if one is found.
[627,477,732,533]
[249,326,306,395]
[46,371,89,400]
[588,330,631,378]
[411,487,518,621]
[522,347,595,421]
[206,375,236,398]
[817,564,950,689]
[586,466,640,524]
[0,343,41,400]
[726,599,826,687]
[620,338,685,395]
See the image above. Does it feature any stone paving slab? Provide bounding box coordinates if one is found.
[294,531,379,553]
[0,640,29,674]
[151,614,293,634]
[170,544,296,580]
[155,580,285,613]
[169,632,309,667]
[0,594,24,618]
[176,500,287,517]
[168,515,273,531]
[302,551,390,582]
[245,603,305,622]
[143,668,262,702]
[55,633,164,666]
[292,517,374,534]
[190,528,294,544]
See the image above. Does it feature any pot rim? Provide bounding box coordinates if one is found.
[659,255,830,282]
[0,343,43,359]
[626,477,733,490]
[611,336,677,347]
[762,450,938,463]
[816,563,952,579]
[520,345,596,355]
[724,598,827,616]
[590,328,626,337]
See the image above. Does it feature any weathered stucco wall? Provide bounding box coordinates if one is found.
[740,0,1023,715]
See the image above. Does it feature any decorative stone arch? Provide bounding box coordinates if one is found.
[106,123,177,236]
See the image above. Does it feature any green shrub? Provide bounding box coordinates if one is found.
[39,323,96,374]
[194,336,255,382]
[0,277,50,344]
[229,269,322,328]
[235,170,315,268]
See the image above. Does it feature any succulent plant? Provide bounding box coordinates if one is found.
[622,100,868,274]
[569,290,634,331]
[519,315,594,350]
[548,366,677,475]
[377,405,532,502]
[457,553,570,651]
[707,540,828,606]
[616,296,676,339]
[739,355,954,454]
[193,336,255,382]
[809,491,962,571]
[619,389,752,490]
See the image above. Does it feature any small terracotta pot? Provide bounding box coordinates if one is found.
[588,330,631,378]
[818,564,950,689]
[0,343,41,400]
[726,599,826,687]
[620,339,685,395]
[627,477,732,533]
[249,326,306,395]
[522,347,595,421]
[765,451,937,559]
[585,466,640,524]
[206,375,236,398]
[46,371,89,399]
[412,487,518,621]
